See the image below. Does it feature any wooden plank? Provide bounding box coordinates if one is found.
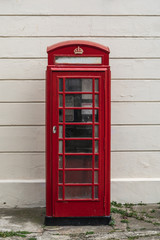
[1,102,160,125]
[0,59,47,79]
[0,182,45,207]
[1,152,159,180]
[111,126,160,151]
[111,59,160,79]
[0,80,45,102]
[112,179,160,203]
[111,152,160,178]
[0,126,160,152]
[0,16,159,37]
[0,103,45,125]
[0,0,160,15]
[1,37,160,58]
[112,102,160,124]
[112,80,160,102]
[0,179,159,207]
[0,37,157,58]
[0,80,160,103]
[1,59,160,79]
[0,80,160,102]
[0,153,45,179]
[0,126,45,151]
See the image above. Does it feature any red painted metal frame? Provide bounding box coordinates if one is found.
[47,41,109,66]
[47,40,110,53]
[46,41,110,218]
[51,71,105,217]
[104,69,111,216]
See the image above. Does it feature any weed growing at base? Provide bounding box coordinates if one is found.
[0,231,31,238]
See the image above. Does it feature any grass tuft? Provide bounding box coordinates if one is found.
[124,203,134,208]
[109,219,115,227]
[111,201,123,208]
[0,231,31,238]
[137,202,146,206]
[150,209,155,213]
[128,237,139,240]
[86,231,94,235]
[121,219,129,223]
[153,222,160,226]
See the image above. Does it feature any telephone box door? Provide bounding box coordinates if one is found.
[52,70,106,217]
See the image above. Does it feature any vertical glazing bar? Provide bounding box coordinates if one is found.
[98,77,101,200]
[92,78,95,199]
[57,78,59,200]
[105,69,111,216]
[62,77,65,200]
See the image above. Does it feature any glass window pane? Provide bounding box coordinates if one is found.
[95,110,99,122]
[55,56,102,64]
[94,171,98,184]
[65,155,92,168]
[95,155,99,168]
[58,186,63,199]
[59,125,63,138]
[95,94,99,107]
[65,125,92,138]
[94,186,98,199]
[65,94,92,107]
[59,140,63,153]
[65,109,74,122]
[95,125,99,137]
[95,141,99,153]
[95,79,99,92]
[59,109,63,122]
[59,171,63,183]
[59,78,63,91]
[59,95,63,107]
[65,140,92,153]
[65,171,92,183]
[65,95,74,107]
[59,155,63,168]
[65,186,92,199]
[65,109,92,122]
[65,78,92,92]
[82,109,93,122]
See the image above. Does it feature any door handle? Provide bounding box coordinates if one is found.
[53,126,57,134]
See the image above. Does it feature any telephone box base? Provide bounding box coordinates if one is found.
[45,216,111,226]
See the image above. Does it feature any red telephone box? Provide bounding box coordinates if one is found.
[45,40,111,225]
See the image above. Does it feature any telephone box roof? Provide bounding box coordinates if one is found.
[47,40,110,53]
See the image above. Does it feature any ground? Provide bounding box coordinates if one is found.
[0,203,160,240]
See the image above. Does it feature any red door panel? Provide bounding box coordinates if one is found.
[52,71,105,217]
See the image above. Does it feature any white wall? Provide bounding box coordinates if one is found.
[0,0,160,207]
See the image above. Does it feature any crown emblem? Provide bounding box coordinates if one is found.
[74,46,84,55]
